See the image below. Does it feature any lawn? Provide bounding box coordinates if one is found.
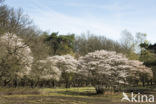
[0,87,125,104]
[0,87,155,104]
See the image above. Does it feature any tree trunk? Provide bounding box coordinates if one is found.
[95,86,105,94]
[150,79,153,86]
[65,81,70,88]
[142,80,145,87]
[52,80,55,88]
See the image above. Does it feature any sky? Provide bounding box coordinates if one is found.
[5,0,156,43]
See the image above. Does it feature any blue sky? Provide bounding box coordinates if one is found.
[6,0,156,43]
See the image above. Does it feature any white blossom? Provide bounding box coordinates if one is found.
[35,54,78,81]
[47,55,78,73]
[78,50,153,87]
[34,60,61,81]
[0,33,33,76]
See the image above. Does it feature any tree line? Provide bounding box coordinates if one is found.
[0,0,156,94]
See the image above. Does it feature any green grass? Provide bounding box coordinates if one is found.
[0,87,155,104]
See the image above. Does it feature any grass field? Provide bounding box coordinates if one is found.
[0,87,155,104]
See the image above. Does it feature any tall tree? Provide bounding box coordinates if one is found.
[120,30,139,60]
[75,33,124,56]
[140,43,156,84]
[45,32,75,55]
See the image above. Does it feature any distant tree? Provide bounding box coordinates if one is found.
[135,32,147,45]
[0,4,32,34]
[120,30,139,60]
[120,30,150,60]
[0,1,49,60]
[139,49,155,64]
[75,33,124,56]
[140,43,156,84]
[45,32,75,55]
[120,30,135,50]
[147,43,156,54]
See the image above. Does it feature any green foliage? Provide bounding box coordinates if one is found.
[140,50,155,63]
[148,43,156,54]
[126,51,139,60]
[44,32,75,55]
[139,42,156,66]
[139,42,156,84]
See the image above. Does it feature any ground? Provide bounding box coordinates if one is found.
[0,87,155,104]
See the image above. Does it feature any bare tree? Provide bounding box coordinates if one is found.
[75,33,123,56]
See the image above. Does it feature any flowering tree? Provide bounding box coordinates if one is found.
[78,50,153,94]
[0,33,33,86]
[29,55,78,88]
[30,60,61,87]
[127,60,153,86]
[47,55,78,88]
